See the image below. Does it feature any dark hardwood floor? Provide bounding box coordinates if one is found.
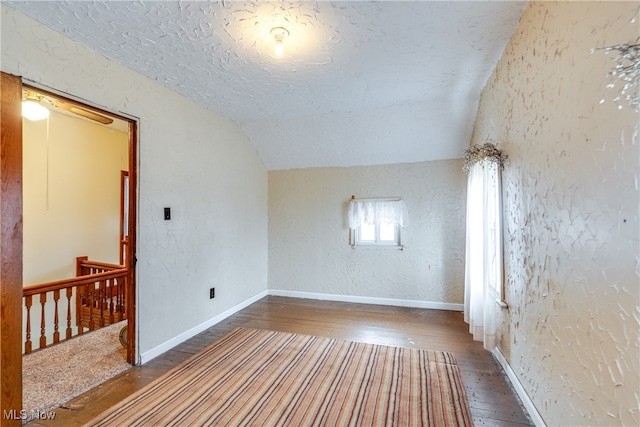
[27,296,533,426]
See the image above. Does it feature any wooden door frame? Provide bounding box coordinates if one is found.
[125,121,137,363]
[1,72,24,427]
[0,73,139,422]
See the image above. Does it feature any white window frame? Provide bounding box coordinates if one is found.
[349,198,404,249]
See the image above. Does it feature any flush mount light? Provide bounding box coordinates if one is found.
[270,27,289,57]
[22,92,49,121]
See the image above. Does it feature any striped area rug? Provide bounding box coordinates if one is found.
[88,328,473,426]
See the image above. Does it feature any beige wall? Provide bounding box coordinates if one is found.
[2,5,268,360]
[471,2,639,425]
[268,160,467,304]
[23,111,128,285]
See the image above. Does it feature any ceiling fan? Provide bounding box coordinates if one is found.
[22,88,114,125]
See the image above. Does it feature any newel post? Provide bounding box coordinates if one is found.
[76,256,88,277]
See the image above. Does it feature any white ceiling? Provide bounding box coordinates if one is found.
[8,1,527,170]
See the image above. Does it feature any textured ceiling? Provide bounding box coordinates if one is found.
[7,1,527,170]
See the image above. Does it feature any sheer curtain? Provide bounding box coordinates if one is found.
[348,199,408,229]
[464,159,503,350]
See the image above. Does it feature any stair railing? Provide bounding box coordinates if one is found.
[22,256,127,354]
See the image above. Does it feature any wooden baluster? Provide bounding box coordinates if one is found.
[88,286,95,331]
[39,292,47,349]
[53,289,60,344]
[117,276,123,318]
[98,279,106,327]
[105,279,110,324]
[77,284,85,335]
[118,277,122,320]
[66,287,73,339]
[108,278,115,324]
[122,275,128,318]
[25,295,33,354]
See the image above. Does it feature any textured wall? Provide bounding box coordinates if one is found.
[471,2,639,425]
[2,6,268,358]
[268,161,467,304]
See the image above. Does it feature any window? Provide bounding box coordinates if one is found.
[348,198,407,248]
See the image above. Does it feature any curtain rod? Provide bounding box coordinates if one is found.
[349,195,403,202]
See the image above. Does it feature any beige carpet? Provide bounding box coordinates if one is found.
[22,321,130,422]
[88,327,473,426]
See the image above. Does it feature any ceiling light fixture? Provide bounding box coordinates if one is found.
[22,92,49,121]
[270,27,289,58]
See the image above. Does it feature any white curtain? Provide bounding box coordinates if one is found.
[464,160,503,350]
[348,199,408,229]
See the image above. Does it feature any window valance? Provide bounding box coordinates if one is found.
[348,199,408,229]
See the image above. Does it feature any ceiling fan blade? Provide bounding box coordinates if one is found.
[69,106,114,125]
[55,101,114,125]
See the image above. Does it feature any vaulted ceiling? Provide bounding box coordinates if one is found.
[7,1,527,170]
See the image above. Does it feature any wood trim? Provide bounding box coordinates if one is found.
[0,72,23,426]
[126,121,137,364]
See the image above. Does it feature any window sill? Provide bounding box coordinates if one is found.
[351,245,404,250]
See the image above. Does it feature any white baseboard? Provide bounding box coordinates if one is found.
[268,289,463,311]
[492,347,546,427]
[139,289,268,364]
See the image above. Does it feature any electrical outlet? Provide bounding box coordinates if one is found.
[209,288,215,299]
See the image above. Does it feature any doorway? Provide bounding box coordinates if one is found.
[21,83,138,361]
[0,72,138,420]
